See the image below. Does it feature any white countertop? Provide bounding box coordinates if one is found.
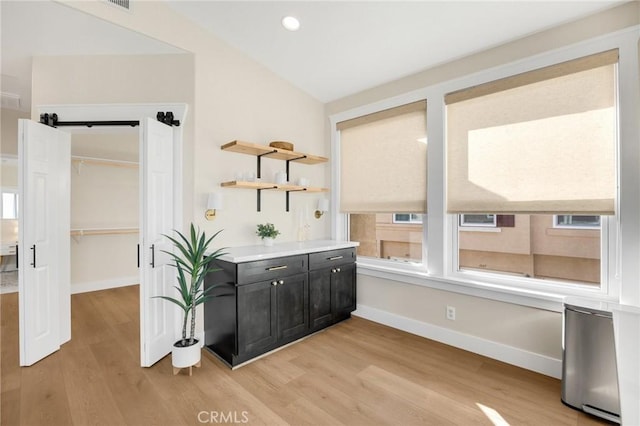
[214,239,358,263]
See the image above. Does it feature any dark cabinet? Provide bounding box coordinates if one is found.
[236,279,277,355]
[205,246,355,367]
[309,248,357,331]
[236,272,308,356]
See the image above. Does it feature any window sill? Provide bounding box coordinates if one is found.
[459,226,501,233]
[355,260,615,313]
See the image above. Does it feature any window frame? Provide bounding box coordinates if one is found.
[330,28,636,310]
[553,215,601,230]
[393,213,424,224]
[459,214,496,228]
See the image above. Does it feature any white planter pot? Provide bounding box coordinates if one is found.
[263,237,274,246]
[172,339,201,369]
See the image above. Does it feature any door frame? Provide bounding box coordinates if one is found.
[29,103,187,365]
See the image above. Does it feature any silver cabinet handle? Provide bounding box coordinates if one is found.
[278,280,284,285]
[150,244,155,268]
[271,281,278,286]
[328,256,343,261]
[267,265,287,271]
[336,267,341,272]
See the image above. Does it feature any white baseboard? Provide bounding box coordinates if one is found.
[71,276,138,294]
[353,304,562,379]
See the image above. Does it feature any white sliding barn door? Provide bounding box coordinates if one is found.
[18,120,70,366]
[140,118,176,367]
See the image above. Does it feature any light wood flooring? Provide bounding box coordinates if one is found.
[1,285,608,425]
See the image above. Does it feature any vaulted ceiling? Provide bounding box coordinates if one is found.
[0,0,626,112]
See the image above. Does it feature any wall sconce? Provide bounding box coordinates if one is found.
[315,198,329,219]
[205,192,223,221]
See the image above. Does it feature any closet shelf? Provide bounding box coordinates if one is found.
[70,227,138,242]
[71,156,139,174]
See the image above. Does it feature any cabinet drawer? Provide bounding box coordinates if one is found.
[237,254,307,285]
[309,248,356,270]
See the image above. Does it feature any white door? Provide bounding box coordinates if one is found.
[140,118,176,366]
[18,120,70,366]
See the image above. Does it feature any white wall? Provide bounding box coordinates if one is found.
[58,1,329,249]
[326,2,640,377]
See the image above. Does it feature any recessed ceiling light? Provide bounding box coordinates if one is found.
[282,16,300,31]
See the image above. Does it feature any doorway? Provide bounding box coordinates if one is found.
[19,104,185,367]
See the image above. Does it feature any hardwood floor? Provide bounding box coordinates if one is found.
[1,285,608,425]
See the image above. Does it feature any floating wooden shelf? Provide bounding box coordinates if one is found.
[221,141,328,165]
[221,140,329,211]
[221,181,328,193]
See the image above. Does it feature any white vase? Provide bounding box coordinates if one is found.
[263,237,274,246]
[172,339,201,369]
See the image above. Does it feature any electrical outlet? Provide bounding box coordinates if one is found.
[446,305,456,321]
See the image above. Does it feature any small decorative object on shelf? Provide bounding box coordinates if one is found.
[256,223,280,246]
[269,141,294,151]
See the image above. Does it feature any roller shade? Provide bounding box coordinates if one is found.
[339,101,427,213]
[446,49,618,215]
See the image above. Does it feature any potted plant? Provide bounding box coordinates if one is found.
[256,222,280,246]
[155,224,226,374]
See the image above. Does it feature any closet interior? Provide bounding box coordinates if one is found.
[70,130,139,293]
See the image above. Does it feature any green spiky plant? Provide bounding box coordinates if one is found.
[155,224,227,347]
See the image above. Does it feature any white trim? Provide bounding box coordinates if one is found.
[70,276,138,294]
[353,304,562,379]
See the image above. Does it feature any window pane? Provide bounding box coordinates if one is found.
[461,214,496,226]
[458,214,601,286]
[2,192,17,220]
[555,215,600,228]
[351,213,423,263]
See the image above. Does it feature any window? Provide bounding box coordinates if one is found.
[554,215,601,229]
[393,213,423,224]
[1,190,18,220]
[339,101,427,264]
[448,50,617,290]
[460,214,496,227]
[458,214,601,285]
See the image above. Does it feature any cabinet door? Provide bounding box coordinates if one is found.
[309,269,332,330]
[237,280,277,355]
[276,273,309,341]
[332,263,357,322]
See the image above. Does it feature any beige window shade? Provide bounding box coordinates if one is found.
[339,101,427,213]
[446,50,617,215]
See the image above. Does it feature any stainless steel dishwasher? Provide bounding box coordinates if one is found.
[562,303,620,423]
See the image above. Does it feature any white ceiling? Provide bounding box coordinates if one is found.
[0,1,184,111]
[166,0,625,102]
[0,0,626,112]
